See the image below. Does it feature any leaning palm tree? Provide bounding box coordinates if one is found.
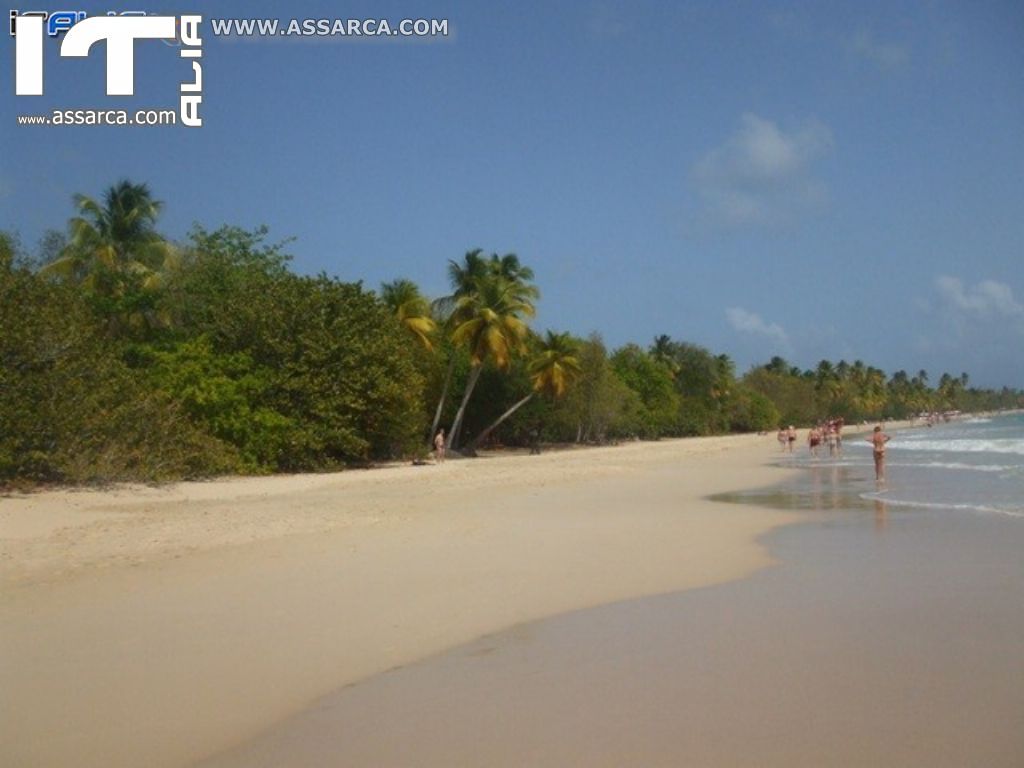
[42,180,176,291]
[380,278,437,350]
[446,272,536,450]
[467,331,582,451]
[426,250,490,443]
[430,250,539,445]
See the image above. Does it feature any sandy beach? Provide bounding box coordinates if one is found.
[1,433,798,767]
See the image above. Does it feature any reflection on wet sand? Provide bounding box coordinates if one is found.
[715,461,874,517]
[719,460,896,536]
[874,497,888,531]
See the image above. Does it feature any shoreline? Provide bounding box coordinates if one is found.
[0,419,917,588]
[1,432,806,768]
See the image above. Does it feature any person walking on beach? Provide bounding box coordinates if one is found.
[867,425,890,482]
[808,425,822,458]
[786,425,797,453]
[434,429,446,463]
[826,422,838,457]
[777,427,788,452]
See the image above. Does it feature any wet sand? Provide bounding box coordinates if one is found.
[0,434,797,768]
[199,465,1024,768]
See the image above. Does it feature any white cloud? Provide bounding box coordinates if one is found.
[935,276,1023,318]
[848,29,909,71]
[691,114,833,228]
[726,307,790,349]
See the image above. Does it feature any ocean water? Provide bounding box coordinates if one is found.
[783,411,1024,519]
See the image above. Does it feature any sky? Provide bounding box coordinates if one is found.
[2,0,1023,388]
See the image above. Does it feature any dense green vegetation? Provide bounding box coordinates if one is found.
[2,182,1021,486]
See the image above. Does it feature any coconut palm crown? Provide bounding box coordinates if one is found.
[43,180,177,293]
[380,278,437,350]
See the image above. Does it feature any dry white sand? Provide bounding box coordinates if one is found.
[1,434,798,767]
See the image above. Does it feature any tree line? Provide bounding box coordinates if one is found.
[1,181,1020,486]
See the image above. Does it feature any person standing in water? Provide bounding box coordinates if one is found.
[808,425,822,458]
[867,425,891,482]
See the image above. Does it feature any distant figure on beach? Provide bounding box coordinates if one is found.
[787,425,797,453]
[867,425,891,482]
[434,429,446,463]
[834,417,844,455]
[777,427,787,452]
[529,426,542,455]
[826,422,838,457]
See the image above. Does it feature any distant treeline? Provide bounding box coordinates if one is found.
[2,182,1021,486]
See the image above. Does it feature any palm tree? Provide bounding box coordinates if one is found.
[910,371,932,413]
[446,270,536,450]
[430,251,539,447]
[815,359,843,413]
[713,353,735,399]
[427,250,490,443]
[42,180,176,292]
[468,331,582,450]
[650,334,680,379]
[764,356,790,375]
[432,249,488,319]
[380,278,436,350]
[862,366,887,416]
[938,372,964,410]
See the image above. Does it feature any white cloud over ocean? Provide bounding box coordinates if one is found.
[691,113,833,228]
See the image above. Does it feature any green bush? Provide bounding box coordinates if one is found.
[0,262,236,485]
[137,337,294,472]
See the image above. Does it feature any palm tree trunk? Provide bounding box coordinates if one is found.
[429,355,457,444]
[447,365,482,451]
[468,392,535,451]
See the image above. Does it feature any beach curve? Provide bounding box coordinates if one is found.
[1,433,800,768]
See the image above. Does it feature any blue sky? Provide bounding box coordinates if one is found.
[3,0,1023,387]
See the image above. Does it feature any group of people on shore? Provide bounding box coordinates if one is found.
[776,418,845,458]
[777,419,891,482]
[807,418,845,458]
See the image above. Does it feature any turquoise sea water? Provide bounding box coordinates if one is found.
[783,411,1024,519]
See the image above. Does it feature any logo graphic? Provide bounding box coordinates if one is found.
[12,11,203,126]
